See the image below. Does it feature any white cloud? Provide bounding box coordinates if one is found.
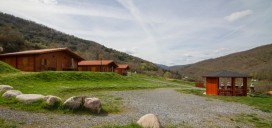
[0,0,271,66]
[117,0,156,41]
[39,0,58,5]
[224,10,253,22]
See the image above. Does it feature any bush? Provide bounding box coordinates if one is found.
[254,80,272,93]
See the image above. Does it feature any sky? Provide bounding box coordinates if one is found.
[0,0,272,66]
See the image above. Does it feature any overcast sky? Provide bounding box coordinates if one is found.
[0,0,272,66]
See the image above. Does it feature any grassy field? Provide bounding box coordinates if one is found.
[0,118,17,128]
[0,71,180,96]
[0,61,192,114]
[231,113,272,128]
[177,89,272,113]
[1,61,271,127]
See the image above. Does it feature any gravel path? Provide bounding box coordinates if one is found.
[0,88,271,128]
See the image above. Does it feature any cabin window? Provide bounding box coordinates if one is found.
[71,58,74,68]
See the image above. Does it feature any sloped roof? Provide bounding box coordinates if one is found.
[117,64,129,69]
[0,48,84,60]
[204,70,250,78]
[78,60,117,67]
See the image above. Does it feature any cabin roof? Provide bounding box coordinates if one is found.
[203,70,250,78]
[0,48,84,60]
[78,60,117,66]
[117,64,129,69]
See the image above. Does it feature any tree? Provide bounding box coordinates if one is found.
[0,25,26,53]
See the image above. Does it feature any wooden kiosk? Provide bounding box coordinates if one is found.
[204,70,251,96]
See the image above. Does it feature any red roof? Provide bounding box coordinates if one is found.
[117,64,129,69]
[78,60,117,66]
[0,48,84,60]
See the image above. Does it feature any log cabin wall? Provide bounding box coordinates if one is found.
[115,68,122,75]
[36,51,79,71]
[78,65,115,72]
[0,55,35,71]
[0,50,81,72]
[0,56,17,68]
[78,65,99,72]
[16,55,35,71]
[115,68,128,75]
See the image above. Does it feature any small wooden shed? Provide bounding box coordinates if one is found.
[0,48,84,71]
[115,64,129,76]
[78,60,118,72]
[203,70,251,96]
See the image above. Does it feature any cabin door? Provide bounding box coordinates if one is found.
[56,59,62,71]
[206,77,219,95]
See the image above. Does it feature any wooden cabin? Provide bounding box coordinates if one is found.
[203,70,251,96]
[115,64,129,76]
[78,60,118,72]
[0,48,84,72]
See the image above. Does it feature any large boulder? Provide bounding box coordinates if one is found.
[44,95,62,106]
[0,85,13,92]
[63,96,83,110]
[267,91,272,95]
[137,114,162,128]
[16,94,45,104]
[83,97,101,113]
[2,90,22,98]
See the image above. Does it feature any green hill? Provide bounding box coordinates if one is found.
[170,44,272,81]
[0,71,179,96]
[0,61,19,74]
[0,12,158,73]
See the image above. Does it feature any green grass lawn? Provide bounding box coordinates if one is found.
[0,61,19,74]
[0,118,18,128]
[0,71,180,96]
[177,89,272,113]
[0,60,193,114]
[0,70,192,114]
[211,94,272,113]
[231,113,272,128]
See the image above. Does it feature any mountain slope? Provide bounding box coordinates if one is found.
[0,12,158,72]
[170,44,272,81]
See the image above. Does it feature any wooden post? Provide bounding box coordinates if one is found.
[232,77,236,96]
[33,55,36,72]
[100,59,102,72]
[243,77,247,96]
[15,56,18,68]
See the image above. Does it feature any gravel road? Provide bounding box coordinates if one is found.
[0,88,271,128]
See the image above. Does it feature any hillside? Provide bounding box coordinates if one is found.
[0,12,158,73]
[0,61,19,74]
[170,44,272,81]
